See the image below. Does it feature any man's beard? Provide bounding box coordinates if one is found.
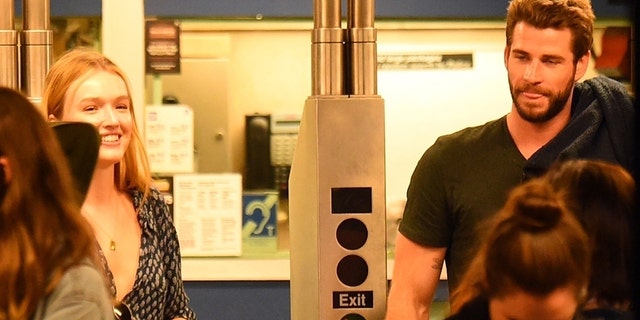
[509,77,574,123]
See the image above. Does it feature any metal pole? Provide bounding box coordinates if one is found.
[312,0,344,96]
[0,0,19,90]
[347,0,377,96]
[22,0,52,111]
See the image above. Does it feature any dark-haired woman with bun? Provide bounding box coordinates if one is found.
[446,179,591,320]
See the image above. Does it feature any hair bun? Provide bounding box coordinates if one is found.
[509,180,564,231]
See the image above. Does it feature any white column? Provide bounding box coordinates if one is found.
[101,0,146,138]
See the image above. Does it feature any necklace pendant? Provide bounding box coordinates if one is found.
[110,240,116,251]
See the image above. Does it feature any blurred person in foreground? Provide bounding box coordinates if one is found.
[0,87,112,320]
[446,178,591,320]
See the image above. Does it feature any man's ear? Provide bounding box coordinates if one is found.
[504,45,510,69]
[574,51,591,81]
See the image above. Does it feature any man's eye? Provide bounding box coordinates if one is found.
[83,105,97,111]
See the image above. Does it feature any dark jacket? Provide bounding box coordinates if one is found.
[524,76,636,179]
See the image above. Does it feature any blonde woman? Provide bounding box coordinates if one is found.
[45,48,196,320]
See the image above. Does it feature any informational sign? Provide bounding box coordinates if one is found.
[378,53,473,70]
[145,19,181,74]
[145,104,194,173]
[242,191,279,253]
[173,173,242,257]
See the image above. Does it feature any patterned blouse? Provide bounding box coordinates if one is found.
[98,188,196,320]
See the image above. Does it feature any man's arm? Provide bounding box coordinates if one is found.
[386,233,446,320]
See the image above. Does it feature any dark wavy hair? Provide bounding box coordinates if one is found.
[0,87,99,319]
[506,0,595,63]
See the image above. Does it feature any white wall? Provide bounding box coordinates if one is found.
[377,28,512,201]
[102,0,145,136]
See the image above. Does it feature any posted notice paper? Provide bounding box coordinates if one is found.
[173,173,242,256]
[145,104,194,174]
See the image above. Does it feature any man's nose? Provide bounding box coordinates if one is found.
[523,60,540,82]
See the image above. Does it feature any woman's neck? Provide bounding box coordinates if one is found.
[84,165,119,207]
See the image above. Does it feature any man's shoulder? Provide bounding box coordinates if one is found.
[578,75,630,95]
[574,75,634,113]
[416,116,510,168]
[436,116,507,147]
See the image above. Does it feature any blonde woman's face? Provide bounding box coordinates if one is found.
[489,286,578,320]
[59,70,132,167]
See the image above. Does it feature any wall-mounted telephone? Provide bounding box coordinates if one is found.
[245,114,273,190]
[270,114,301,193]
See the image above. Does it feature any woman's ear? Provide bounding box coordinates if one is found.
[47,114,57,122]
[0,157,11,183]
